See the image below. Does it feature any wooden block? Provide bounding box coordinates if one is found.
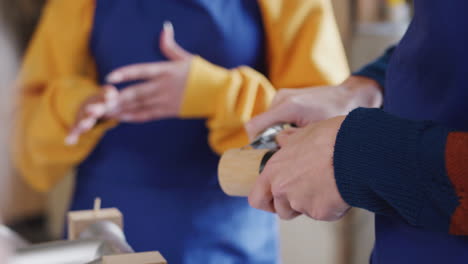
[102,251,167,264]
[67,207,123,240]
[218,148,272,197]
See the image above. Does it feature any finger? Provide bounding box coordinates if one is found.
[160,21,192,61]
[248,172,275,213]
[118,81,161,105]
[65,116,98,145]
[103,85,119,112]
[118,108,166,123]
[85,103,107,118]
[106,63,168,84]
[245,103,297,141]
[103,85,119,100]
[273,197,301,220]
[66,101,107,145]
[116,96,164,114]
[65,133,79,146]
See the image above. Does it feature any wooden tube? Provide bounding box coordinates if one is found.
[218,148,274,197]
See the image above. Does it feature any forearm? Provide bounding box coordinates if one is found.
[334,108,467,235]
[338,75,383,111]
[326,46,397,112]
[180,56,276,153]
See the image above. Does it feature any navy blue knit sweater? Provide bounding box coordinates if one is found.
[334,1,468,263]
[354,46,395,89]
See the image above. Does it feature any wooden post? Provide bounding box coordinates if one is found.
[218,148,272,197]
[101,251,167,264]
[67,198,123,240]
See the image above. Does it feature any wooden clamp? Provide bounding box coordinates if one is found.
[218,148,276,197]
[67,198,123,240]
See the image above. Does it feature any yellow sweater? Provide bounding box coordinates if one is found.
[13,0,349,192]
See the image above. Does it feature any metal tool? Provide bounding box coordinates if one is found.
[247,123,294,150]
[10,221,132,264]
[248,123,295,173]
[0,225,29,249]
[10,239,116,264]
[79,221,134,254]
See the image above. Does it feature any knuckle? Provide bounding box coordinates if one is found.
[309,210,322,221]
[284,99,300,114]
[309,207,332,221]
[288,96,303,109]
[290,200,304,214]
[271,185,286,199]
[248,195,261,209]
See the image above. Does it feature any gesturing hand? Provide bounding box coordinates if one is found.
[248,116,351,221]
[65,85,119,145]
[106,22,193,123]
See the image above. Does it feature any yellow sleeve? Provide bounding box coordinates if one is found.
[180,0,349,154]
[12,0,115,192]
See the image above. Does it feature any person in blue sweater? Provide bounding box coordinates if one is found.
[245,1,468,262]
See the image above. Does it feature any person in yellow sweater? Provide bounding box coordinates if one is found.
[13,0,349,263]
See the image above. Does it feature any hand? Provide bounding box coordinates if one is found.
[245,76,382,140]
[248,116,351,221]
[106,22,193,123]
[65,85,119,145]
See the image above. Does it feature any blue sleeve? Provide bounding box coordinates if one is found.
[352,46,396,89]
[333,108,460,233]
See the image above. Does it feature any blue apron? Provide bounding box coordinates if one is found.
[70,1,279,263]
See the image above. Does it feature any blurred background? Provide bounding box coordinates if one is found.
[0,0,411,263]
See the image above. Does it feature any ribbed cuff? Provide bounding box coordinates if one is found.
[333,108,457,228]
[352,46,396,90]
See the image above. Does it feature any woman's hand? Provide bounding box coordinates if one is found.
[245,76,383,140]
[106,22,193,123]
[65,85,119,145]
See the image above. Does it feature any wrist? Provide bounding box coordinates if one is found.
[340,76,383,111]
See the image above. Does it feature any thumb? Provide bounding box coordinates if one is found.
[245,103,297,141]
[276,128,298,147]
[160,21,192,61]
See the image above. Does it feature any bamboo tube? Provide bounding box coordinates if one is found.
[218,148,275,197]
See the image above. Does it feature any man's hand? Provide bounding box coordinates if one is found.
[248,116,351,221]
[245,76,382,140]
[106,21,193,123]
[65,85,119,145]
